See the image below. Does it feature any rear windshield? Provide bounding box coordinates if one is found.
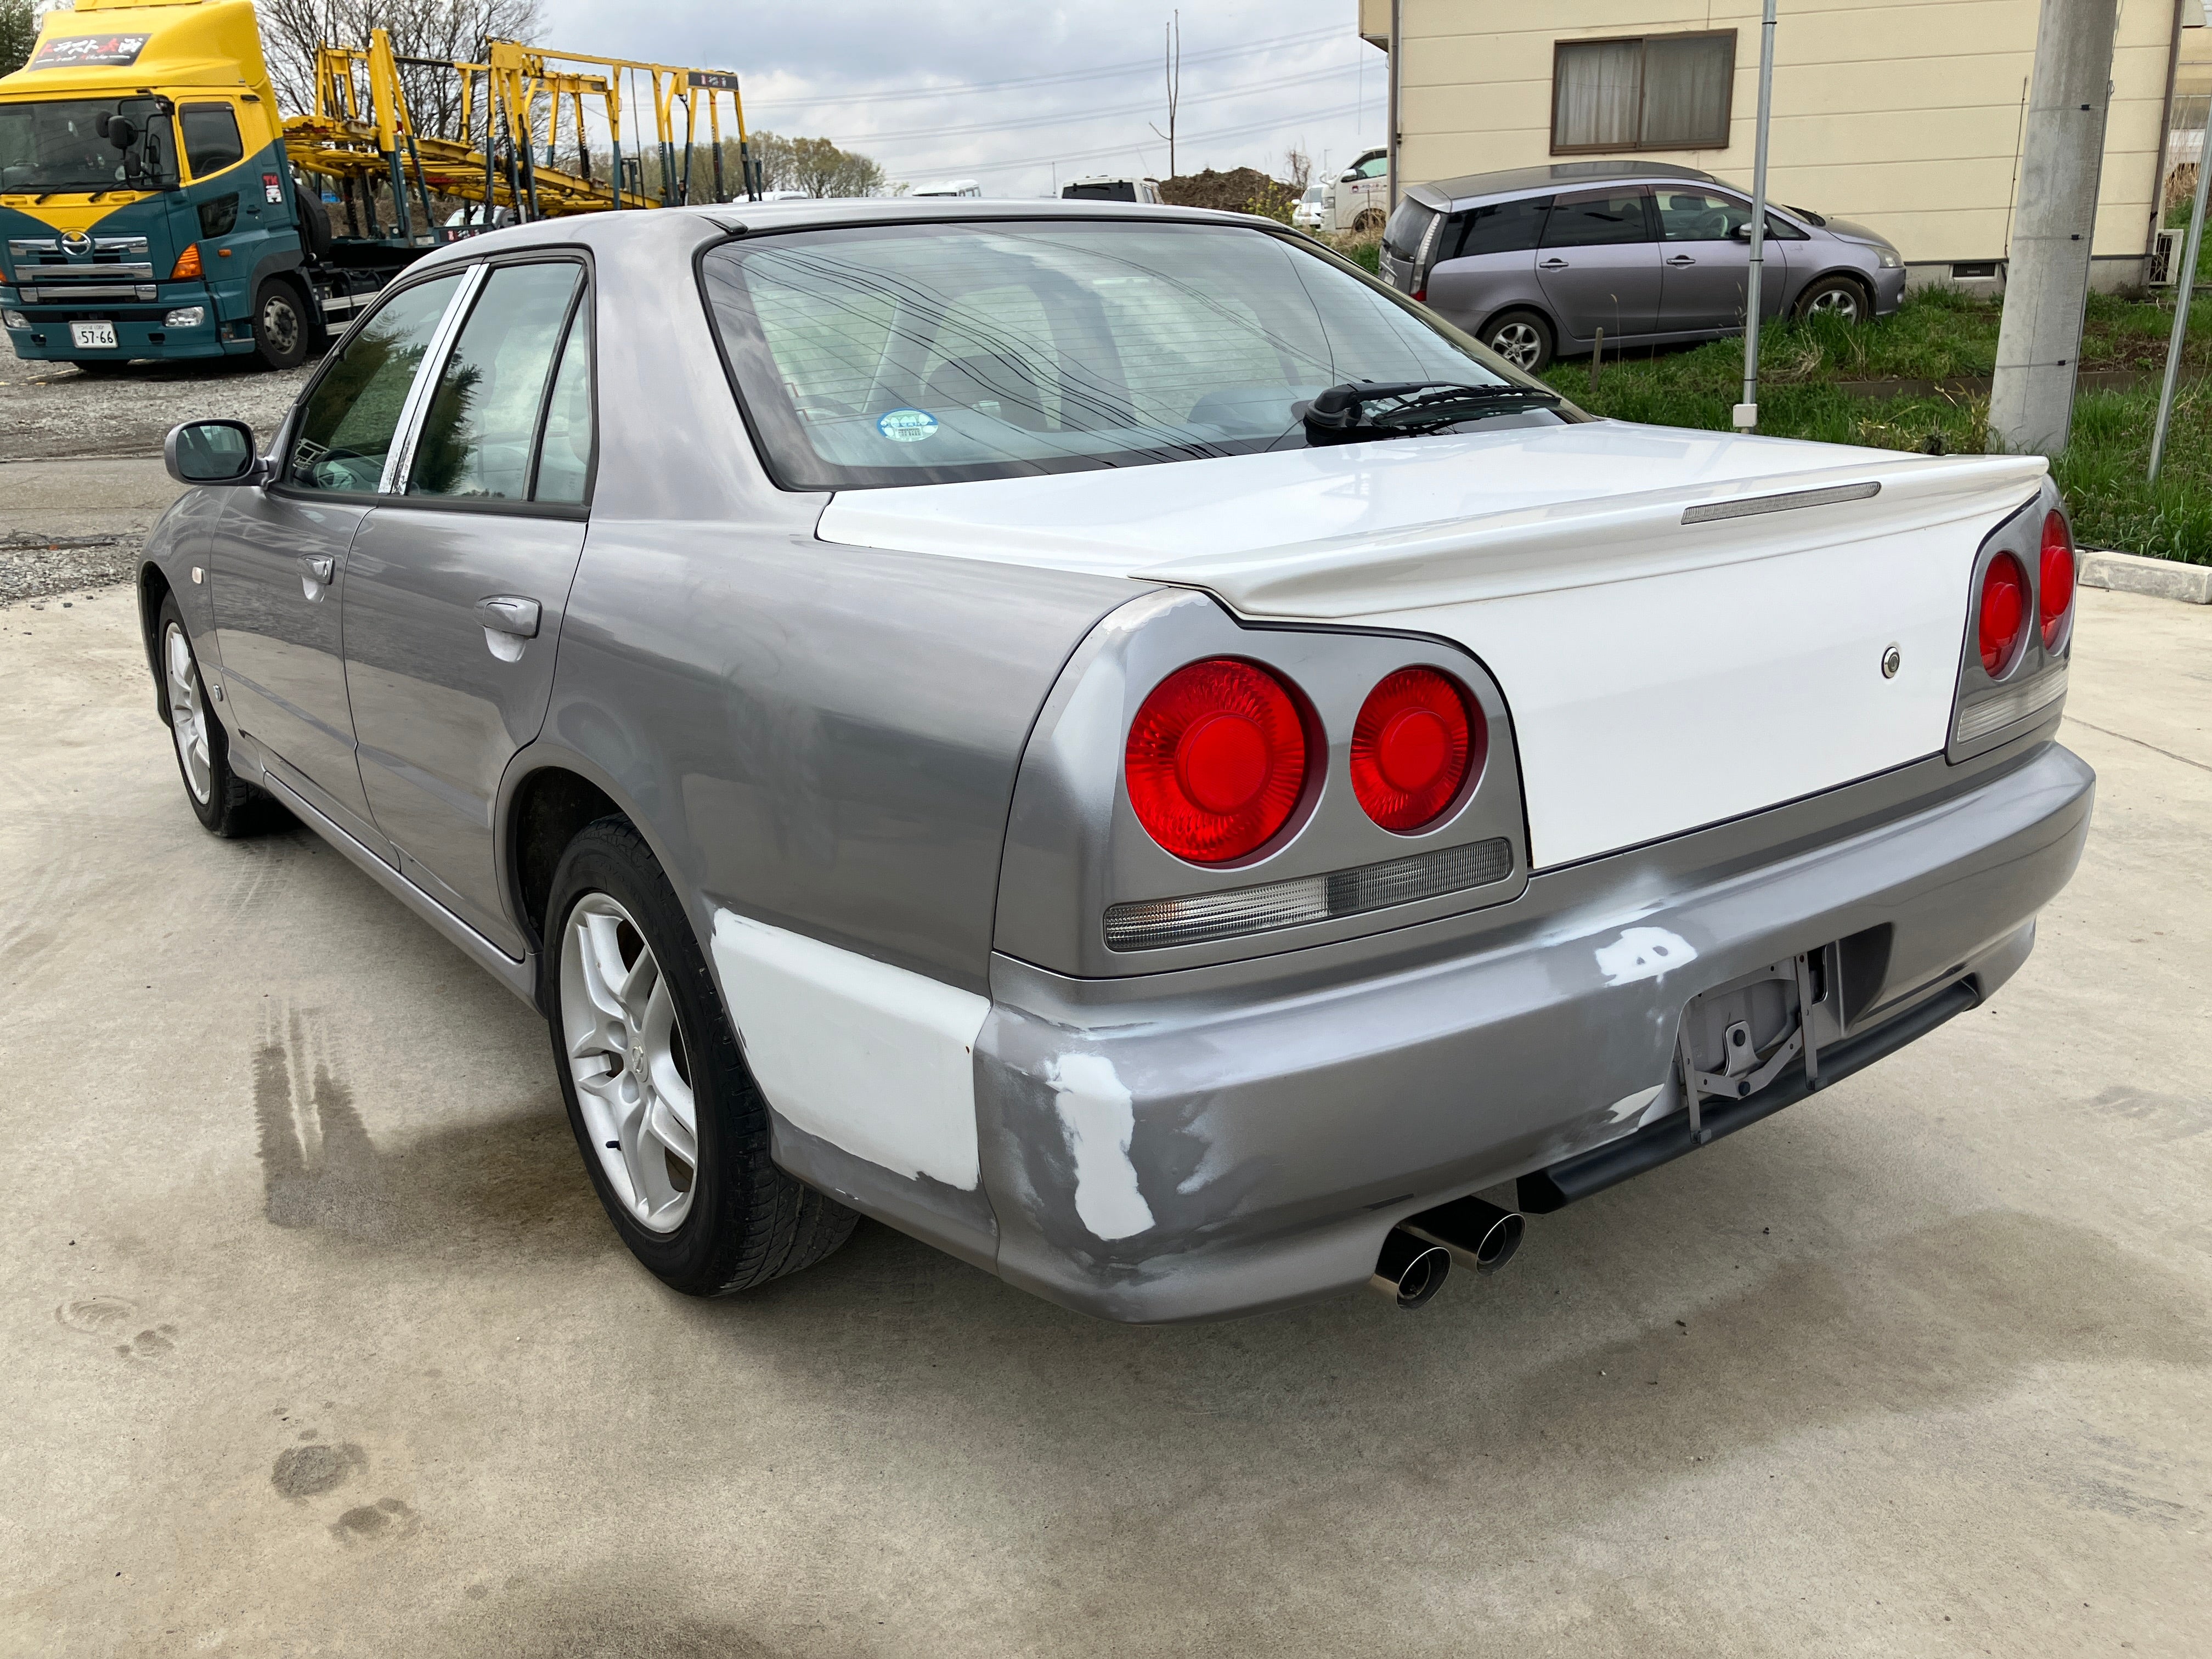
[1381,199,1436,261]
[1063,182,1137,202]
[699,219,1558,490]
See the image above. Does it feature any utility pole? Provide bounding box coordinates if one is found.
[1148,10,1180,181]
[1735,0,1779,431]
[2149,90,2210,479]
[1988,0,2119,456]
[1386,0,1402,209]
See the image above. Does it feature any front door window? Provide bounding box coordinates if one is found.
[284,273,465,495]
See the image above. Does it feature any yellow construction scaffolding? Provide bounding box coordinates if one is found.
[284,28,756,240]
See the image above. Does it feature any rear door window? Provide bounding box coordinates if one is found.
[405,262,583,501]
[1452,197,1550,258]
[179,104,242,178]
[1541,188,1655,247]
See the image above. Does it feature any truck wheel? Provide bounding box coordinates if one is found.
[545,818,859,1297]
[1352,207,1385,233]
[157,595,284,838]
[251,280,308,370]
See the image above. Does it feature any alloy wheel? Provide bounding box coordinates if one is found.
[1805,287,1861,322]
[163,622,213,804]
[561,891,698,1233]
[1489,322,1542,370]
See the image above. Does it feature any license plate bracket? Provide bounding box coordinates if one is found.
[70,320,118,349]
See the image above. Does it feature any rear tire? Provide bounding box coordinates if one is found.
[545,819,857,1297]
[156,595,284,838]
[251,279,308,370]
[1482,309,1555,374]
[1352,207,1385,233]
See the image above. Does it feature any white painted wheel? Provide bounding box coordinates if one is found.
[561,890,698,1233]
[164,620,213,805]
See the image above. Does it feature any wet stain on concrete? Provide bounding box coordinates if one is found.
[115,1324,177,1361]
[249,1003,607,1262]
[55,1296,137,1336]
[270,1439,368,1499]
[331,1496,420,1545]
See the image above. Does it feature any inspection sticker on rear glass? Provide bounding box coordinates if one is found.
[877,409,939,443]
[31,33,151,69]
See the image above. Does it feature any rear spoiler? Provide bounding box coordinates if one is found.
[1136,450,2050,619]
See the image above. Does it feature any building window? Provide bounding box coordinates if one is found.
[1553,32,1736,154]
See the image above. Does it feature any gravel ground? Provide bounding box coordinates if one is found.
[0,350,312,462]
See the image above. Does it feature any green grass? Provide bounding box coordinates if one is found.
[1538,285,2212,564]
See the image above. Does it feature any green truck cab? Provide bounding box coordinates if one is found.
[0,0,372,369]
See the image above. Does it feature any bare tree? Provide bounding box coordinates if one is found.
[1279,141,1312,194]
[256,0,544,140]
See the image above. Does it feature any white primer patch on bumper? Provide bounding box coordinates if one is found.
[1595,926,1698,986]
[709,910,985,1190]
[1045,1053,1156,1241]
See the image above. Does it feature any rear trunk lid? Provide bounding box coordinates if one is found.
[816,422,2047,868]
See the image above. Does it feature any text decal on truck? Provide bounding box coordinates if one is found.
[29,34,153,69]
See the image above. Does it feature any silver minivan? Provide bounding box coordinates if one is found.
[1379,161,1906,370]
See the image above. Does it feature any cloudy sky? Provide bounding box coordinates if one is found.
[537,0,1387,195]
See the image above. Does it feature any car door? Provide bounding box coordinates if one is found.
[207,268,469,845]
[1534,185,1662,344]
[1424,195,1551,334]
[1650,185,1791,334]
[341,257,594,954]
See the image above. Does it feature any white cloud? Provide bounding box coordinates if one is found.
[537,0,1387,195]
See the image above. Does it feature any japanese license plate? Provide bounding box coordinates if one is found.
[70,320,118,349]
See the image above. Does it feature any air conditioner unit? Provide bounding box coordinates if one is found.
[2149,227,2181,286]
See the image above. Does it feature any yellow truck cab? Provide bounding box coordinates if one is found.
[0,0,347,368]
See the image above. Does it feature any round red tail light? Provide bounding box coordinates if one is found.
[1350,667,1482,832]
[1125,658,1308,862]
[2039,509,2075,648]
[1978,554,2028,676]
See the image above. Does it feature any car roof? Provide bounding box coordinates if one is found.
[1410,160,1722,208]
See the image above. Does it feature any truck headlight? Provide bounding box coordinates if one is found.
[2,311,27,330]
[163,306,207,328]
[1876,249,1901,269]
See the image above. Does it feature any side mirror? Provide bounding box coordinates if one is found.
[106,115,140,151]
[1339,170,1359,183]
[165,419,267,486]
[1731,222,1754,240]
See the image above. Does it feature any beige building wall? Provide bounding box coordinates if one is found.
[1367,0,2184,276]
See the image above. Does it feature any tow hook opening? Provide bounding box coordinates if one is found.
[1370,1194,1526,1309]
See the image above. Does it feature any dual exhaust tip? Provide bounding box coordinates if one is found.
[1369,1194,1525,1310]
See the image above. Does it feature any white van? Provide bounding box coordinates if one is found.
[1062,176,1163,204]
[1327,148,1389,234]
[911,179,983,199]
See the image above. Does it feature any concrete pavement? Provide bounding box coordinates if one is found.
[0,586,2206,1657]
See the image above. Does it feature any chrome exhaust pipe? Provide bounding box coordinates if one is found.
[1403,1194,1525,1275]
[1369,1227,1452,1309]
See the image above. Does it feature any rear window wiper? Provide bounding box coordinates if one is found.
[1300,379,1561,444]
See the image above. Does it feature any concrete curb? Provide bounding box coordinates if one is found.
[2078,550,2212,605]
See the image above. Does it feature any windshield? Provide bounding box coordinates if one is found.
[0,97,174,195]
[700,219,1563,489]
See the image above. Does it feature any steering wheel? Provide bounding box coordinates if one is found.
[1694,210,1734,240]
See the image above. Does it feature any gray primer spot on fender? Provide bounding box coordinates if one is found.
[1044,1053,1156,1242]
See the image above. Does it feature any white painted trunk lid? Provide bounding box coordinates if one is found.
[817,422,2048,868]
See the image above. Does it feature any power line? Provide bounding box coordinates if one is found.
[742,22,1345,112]
[899,96,1377,178]
[814,58,1368,148]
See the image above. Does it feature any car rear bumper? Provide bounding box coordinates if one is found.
[974,739,2093,1323]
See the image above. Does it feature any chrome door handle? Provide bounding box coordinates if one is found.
[475,595,541,639]
[302,555,335,582]
[1538,257,1568,269]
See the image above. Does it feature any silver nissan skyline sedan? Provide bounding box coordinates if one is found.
[1375,161,1909,370]
[140,198,2089,1321]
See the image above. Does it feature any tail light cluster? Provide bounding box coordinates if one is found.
[1976,510,2076,674]
[1953,504,2075,757]
[1125,656,1485,864]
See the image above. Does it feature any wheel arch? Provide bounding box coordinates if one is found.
[1474,303,1559,363]
[138,561,175,721]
